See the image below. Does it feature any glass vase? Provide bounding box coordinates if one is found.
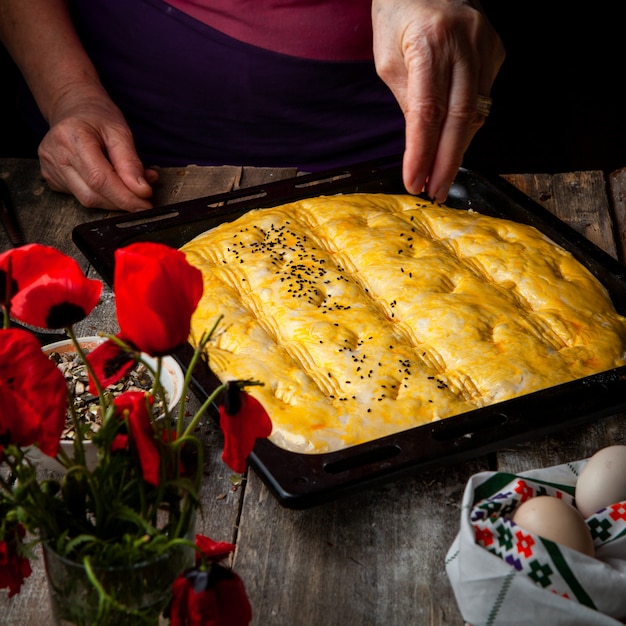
[43,542,194,626]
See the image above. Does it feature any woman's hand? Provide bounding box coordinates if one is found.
[38,89,158,212]
[0,0,157,212]
[372,0,505,202]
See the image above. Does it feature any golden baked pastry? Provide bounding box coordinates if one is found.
[180,193,626,453]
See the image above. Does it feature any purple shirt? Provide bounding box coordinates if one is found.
[165,0,374,61]
[29,0,406,170]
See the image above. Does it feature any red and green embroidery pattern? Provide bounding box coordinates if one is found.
[470,473,626,608]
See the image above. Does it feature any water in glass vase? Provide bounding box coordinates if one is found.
[43,543,194,626]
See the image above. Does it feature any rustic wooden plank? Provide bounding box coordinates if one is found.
[150,165,299,207]
[502,171,617,258]
[0,158,110,262]
[236,457,489,626]
[608,166,626,264]
[151,164,243,206]
[237,166,298,190]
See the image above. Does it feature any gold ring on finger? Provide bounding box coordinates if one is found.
[476,94,493,117]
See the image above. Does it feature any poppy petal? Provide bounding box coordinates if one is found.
[219,386,272,474]
[113,391,161,486]
[111,433,129,452]
[0,525,32,597]
[170,565,252,626]
[0,329,67,456]
[114,242,203,356]
[0,244,70,292]
[194,535,235,564]
[86,338,136,390]
[3,244,102,329]
[208,572,252,626]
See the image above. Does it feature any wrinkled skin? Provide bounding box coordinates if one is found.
[372,0,505,201]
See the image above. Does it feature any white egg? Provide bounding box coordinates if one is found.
[575,445,626,518]
[512,495,595,557]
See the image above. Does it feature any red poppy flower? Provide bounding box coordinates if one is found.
[219,384,272,474]
[113,391,162,486]
[1,244,101,329]
[170,564,252,626]
[194,535,235,564]
[0,524,32,597]
[114,243,203,356]
[86,338,136,390]
[0,328,67,457]
[0,244,54,302]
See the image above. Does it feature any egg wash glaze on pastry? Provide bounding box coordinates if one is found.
[180,193,626,453]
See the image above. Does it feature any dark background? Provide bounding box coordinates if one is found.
[1,4,624,175]
[464,2,626,175]
[1,43,39,158]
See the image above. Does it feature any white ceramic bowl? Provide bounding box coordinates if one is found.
[27,336,185,472]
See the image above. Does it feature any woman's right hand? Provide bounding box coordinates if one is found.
[38,89,158,212]
[0,0,157,212]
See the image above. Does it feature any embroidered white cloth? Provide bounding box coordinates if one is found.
[445,459,626,625]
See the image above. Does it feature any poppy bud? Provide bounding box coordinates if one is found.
[169,564,252,626]
[224,381,242,415]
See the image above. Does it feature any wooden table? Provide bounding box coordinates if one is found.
[1,158,626,626]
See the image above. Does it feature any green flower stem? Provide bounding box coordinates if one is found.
[2,446,64,540]
[65,464,104,524]
[171,433,204,486]
[152,357,166,415]
[64,397,87,467]
[133,354,167,425]
[176,349,203,436]
[2,261,13,327]
[175,498,198,541]
[55,442,74,468]
[176,315,224,436]
[180,383,226,442]
[66,326,107,408]
[83,556,128,624]
[143,479,165,524]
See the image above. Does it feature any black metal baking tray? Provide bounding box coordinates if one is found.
[73,155,626,508]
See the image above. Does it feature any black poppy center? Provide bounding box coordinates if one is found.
[104,351,134,379]
[0,269,19,304]
[224,381,242,415]
[46,303,87,329]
